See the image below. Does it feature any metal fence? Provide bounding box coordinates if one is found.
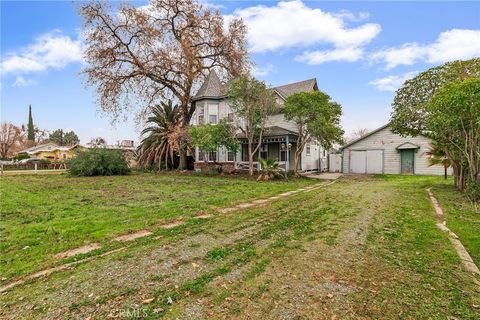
[1,163,67,172]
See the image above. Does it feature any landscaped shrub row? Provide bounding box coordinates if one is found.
[68,148,130,176]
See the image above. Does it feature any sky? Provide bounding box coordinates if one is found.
[1,0,479,144]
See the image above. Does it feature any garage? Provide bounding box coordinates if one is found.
[349,150,383,174]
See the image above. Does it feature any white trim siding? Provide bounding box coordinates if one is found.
[342,125,451,175]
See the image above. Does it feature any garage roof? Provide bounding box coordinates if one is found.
[341,124,389,151]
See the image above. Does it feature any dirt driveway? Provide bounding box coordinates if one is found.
[1,176,479,319]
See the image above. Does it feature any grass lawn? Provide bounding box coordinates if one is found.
[0,172,316,280]
[1,174,479,319]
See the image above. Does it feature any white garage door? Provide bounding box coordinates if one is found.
[349,150,383,174]
[350,151,366,173]
[366,150,383,174]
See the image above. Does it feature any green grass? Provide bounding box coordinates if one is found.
[0,172,315,280]
[432,182,480,265]
[1,174,479,319]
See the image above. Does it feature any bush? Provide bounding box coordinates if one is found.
[465,177,480,205]
[68,148,130,176]
[15,153,30,161]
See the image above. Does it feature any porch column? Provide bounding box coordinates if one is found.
[285,135,290,172]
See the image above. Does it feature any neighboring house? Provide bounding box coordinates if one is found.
[341,124,449,175]
[191,71,328,172]
[17,143,80,161]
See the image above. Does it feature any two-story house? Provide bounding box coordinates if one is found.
[192,70,328,173]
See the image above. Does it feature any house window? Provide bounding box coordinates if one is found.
[280,150,287,162]
[198,150,205,161]
[197,106,205,124]
[227,150,235,162]
[306,143,311,156]
[208,104,218,124]
[208,150,217,162]
[227,113,234,122]
[260,144,268,159]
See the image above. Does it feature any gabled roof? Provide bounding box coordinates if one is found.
[18,142,74,154]
[273,78,318,100]
[396,142,420,150]
[193,72,319,102]
[193,70,226,101]
[341,124,390,150]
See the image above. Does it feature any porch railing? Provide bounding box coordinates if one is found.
[235,161,287,172]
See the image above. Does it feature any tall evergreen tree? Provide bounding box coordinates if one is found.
[27,105,35,141]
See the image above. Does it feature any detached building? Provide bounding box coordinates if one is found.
[341,124,449,175]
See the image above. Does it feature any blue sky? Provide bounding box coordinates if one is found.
[1,0,479,143]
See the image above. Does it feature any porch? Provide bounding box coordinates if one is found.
[237,127,298,172]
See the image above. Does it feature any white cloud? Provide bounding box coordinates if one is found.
[1,30,83,75]
[295,47,363,64]
[252,63,274,76]
[226,0,380,64]
[333,10,370,22]
[372,29,480,69]
[12,76,37,87]
[368,71,418,92]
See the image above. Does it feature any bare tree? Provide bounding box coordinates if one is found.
[79,0,249,168]
[0,123,22,159]
[89,137,107,147]
[346,128,370,143]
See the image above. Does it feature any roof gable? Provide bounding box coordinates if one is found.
[273,78,318,101]
[193,72,319,102]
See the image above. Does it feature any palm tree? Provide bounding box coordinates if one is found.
[137,100,180,170]
[257,159,283,181]
[425,144,451,180]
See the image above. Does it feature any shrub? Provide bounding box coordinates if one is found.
[68,148,130,176]
[15,153,30,161]
[465,177,480,207]
[257,159,283,181]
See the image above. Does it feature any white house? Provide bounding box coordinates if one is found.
[191,71,328,172]
[341,124,449,175]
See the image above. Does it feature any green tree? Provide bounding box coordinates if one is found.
[390,59,480,191]
[426,78,480,199]
[27,105,35,141]
[284,91,344,177]
[390,58,480,137]
[137,100,181,170]
[49,129,80,146]
[189,119,239,163]
[64,131,80,146]
[227,76,279,176]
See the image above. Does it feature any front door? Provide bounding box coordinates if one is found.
[400,149,415,174]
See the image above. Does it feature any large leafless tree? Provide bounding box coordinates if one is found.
[80,0,249,168]
[0,123,23,159]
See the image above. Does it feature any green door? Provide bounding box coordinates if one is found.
[400,149,415,174]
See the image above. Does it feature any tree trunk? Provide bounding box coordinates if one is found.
[444,166,447,180]
[293,151,301,177]
[178,147,187,170]
[248,143,254,176]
